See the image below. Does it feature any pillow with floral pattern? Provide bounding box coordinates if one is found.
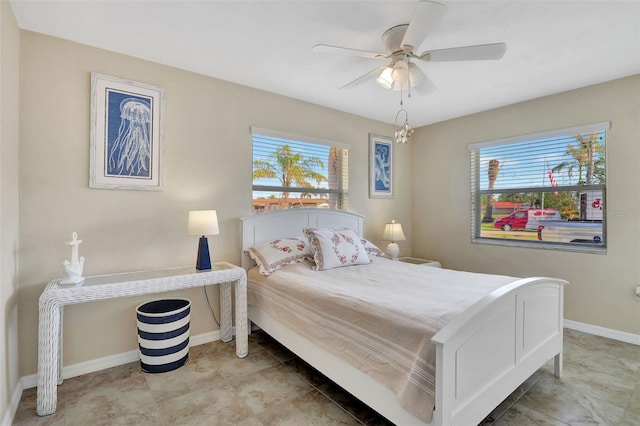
[247,236,312,276]
[360,238,386,258]
[304,227,371,271]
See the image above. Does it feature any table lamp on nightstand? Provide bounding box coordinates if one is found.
[188,210,220,270]
[382,220,406,260]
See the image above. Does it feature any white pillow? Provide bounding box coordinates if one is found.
[304,227,371,271]
[247,237,312,276]
[360,238,386,258]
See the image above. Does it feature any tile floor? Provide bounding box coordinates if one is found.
[12,329,640,425]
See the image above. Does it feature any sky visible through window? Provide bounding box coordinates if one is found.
[478,131,605,191]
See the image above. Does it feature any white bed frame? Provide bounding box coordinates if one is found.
[241,209,567,426]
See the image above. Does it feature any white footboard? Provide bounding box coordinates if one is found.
[431,277,567,425]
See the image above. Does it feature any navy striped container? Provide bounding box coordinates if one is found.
[136,298,191,373]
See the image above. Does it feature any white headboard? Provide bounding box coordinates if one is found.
[240,208,365,269]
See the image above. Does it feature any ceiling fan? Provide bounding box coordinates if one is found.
[313,0,507,93]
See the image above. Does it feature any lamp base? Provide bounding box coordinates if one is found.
[196,236,211,270]
[386,242,400,260]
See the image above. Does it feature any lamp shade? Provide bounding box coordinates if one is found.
[188,210,220,236]
[408,62,425,87]
[376,66,394,89]
[382,220,406,242]
[391,60,409,86]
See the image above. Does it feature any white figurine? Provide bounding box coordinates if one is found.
[60,232,85,285]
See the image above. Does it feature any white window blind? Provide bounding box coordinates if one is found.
[470,122,609,251]
[251,127,349,213]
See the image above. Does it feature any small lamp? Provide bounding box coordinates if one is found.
[382,219,406,260]
[188,210,220,270]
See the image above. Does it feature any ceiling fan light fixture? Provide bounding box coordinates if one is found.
[314,1,507,94]
[391,59,409,85]
[408,62,425,87]
[376,66,394,89]
[392,61,425,91]
[392,80,408,91]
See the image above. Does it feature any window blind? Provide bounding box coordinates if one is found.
[470,121,609,251]
[251,128,349,213]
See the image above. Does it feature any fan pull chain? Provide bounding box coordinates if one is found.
[407,57,412,98]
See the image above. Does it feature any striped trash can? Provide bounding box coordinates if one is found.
[136,298,191,373]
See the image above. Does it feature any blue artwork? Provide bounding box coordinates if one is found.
[374,142,391,192]
[106,89,153,178]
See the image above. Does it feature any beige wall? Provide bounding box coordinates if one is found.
[412,75,640,335]
[17,31,407,378]
[1,0,21,422]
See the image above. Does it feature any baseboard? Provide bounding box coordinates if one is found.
[20,329,223,390]
[1,380,24,426]
[564,319,640,345]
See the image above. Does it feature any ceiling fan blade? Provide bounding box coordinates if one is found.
[313,44,388,59]
[418,42,507,62]
[339,65,387,89]
[401,1,447,51]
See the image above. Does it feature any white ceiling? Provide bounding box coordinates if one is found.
[9,0,640,127]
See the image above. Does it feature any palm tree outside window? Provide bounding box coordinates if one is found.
[251,127,349,214]
[470,121,608,252]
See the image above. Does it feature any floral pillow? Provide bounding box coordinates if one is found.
[304,227,371,271]
[360,238,386,258]
[247,237,312,276]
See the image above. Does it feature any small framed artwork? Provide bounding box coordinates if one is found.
[90,73,164,190]
[369,134,394,198]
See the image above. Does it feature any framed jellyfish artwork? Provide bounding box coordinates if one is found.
[368,133,394,199]
[90,73,164,190]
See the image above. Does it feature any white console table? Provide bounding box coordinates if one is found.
[37,262,247,416]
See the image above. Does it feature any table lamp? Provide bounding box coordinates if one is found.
[382,220,406,260]
[188,210,220,270]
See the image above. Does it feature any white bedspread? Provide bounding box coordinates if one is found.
[247,258,518,422]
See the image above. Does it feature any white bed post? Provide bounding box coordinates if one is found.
[554,287,564,379]
[554,353,563,378]
[433,342,450,425]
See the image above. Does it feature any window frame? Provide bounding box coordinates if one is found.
[469,121,609,253]
[251,126,349,212]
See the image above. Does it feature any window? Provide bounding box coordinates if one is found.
[470,122,609,252]
[251,127,349,214]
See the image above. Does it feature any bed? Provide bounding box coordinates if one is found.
[241,208,567,425]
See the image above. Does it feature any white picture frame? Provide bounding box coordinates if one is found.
[90,73,164,191]
[369,134,394,198]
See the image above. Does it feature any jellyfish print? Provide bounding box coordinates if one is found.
[107,97,152,178]
[374,143,391,191]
